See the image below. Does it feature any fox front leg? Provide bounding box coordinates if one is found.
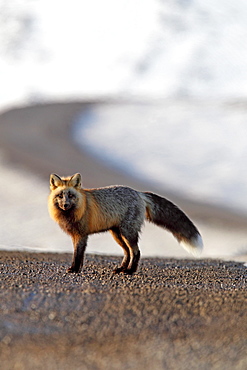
[67,235,88,273]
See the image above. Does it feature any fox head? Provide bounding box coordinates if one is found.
[49,173,82,211]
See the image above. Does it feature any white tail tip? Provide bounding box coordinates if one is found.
[180,234,203,257]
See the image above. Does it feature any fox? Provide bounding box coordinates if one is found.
[48,173,203,274]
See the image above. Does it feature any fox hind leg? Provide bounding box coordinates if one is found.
[122,234,140,274]
[110,228,131,273]
[110,226,141,274]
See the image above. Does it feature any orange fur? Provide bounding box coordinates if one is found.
[86,193,120,234]
[48,186,86,224]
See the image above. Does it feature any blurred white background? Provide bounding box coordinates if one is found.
[1,1,247,260]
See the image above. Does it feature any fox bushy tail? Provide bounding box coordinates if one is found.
[142,192,203,256]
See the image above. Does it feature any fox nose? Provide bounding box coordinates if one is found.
[63,203,70,210]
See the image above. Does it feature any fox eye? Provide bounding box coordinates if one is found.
[57,193,63,199]
[68,192,74,198]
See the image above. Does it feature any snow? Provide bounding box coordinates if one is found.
[74,100,247,214]
[1,1,247,104]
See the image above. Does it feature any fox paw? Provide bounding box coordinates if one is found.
[67,267,80,273]
[124,269,135,275]
[113,266,135,275]
[113,266,124,274]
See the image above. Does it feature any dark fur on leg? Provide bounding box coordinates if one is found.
[67,235,87,273]
[110,228,131,274]
[124,250,141,275]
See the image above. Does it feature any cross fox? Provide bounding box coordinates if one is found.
[48,173,203,274]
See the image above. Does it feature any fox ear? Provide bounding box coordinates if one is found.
[69,173,82,188]
[50,174,63,190]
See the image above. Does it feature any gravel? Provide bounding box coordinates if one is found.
[0,251,246,370]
